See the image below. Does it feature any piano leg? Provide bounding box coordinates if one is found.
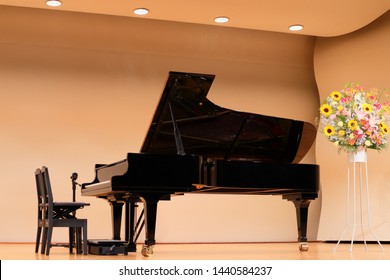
[139,193,167,257]
[293,199,310,251]
[109,201,124,240]
[284,194,315,251]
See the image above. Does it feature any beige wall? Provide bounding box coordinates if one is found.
[315,11,390,241]
[1,5,317,243]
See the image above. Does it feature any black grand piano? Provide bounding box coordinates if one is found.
[81,71,319,256]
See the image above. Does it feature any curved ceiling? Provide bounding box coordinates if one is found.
[0,0,389,37]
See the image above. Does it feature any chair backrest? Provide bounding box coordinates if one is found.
[35,168,44,203]
[41,166,54,221]
[35,166,55,220]
[35,168,47,219]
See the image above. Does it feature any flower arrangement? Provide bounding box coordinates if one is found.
[318,82,390,153]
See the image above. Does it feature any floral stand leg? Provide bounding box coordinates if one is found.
[333,150,384,252]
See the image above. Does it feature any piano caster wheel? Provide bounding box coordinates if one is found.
[299,243,309,251]
[141,245,154,257]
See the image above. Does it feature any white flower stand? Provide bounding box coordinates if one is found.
[333,149,384,252]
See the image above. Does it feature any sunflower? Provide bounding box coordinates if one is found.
[324,125,335,137]
[348,119,358,130]
[320,104,332,117]
[362,103,372,113]
[380,122,389,134]
[330,91,342,101]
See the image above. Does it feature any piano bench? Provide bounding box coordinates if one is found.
[87,239,130,255]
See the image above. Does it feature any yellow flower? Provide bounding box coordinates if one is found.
[330,91,342,101]
[320,104,332,117]
[324,125,335,137]
[338,130,345,136]
[383,105,390,114]
[365,140,372,146]
[362,103,372,113]
[337,121,344,127]
[348,119,358,130]
[380,122,389,134]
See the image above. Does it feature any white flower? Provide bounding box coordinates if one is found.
[365,140,372,146]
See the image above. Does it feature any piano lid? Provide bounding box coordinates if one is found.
[140,71,316,163]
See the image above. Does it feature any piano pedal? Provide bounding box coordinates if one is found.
[141,245,154,257]
[299,242,309,251]
[87,239,129,255]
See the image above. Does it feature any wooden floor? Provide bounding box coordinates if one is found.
[1,242,389,260]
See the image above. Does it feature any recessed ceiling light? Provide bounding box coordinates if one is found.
[289,24,304,31]
[214,16,230,23]
[46,0,62,7]
[133,8,149,15]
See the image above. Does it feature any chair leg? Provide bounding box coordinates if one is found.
[72,227,81,254]
[69,227,74,253]
[41,227,48,254]
[45,226,53,256]
[35,226,42,253]
[76,228,82,254]
[74,223,88,255]
[83,221,88,255]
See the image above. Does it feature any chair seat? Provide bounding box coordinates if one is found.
[53,202,90,207]
[52,202,90,219]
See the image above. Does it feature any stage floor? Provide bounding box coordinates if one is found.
[1,242,389,260]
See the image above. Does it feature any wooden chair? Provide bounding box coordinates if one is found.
[35,166,90,255]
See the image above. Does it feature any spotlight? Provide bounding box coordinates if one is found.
[46,0,62,7]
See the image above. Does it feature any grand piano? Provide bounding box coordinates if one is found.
[81,71,320,256]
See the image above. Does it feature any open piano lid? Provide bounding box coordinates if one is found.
[141,72,316,163]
